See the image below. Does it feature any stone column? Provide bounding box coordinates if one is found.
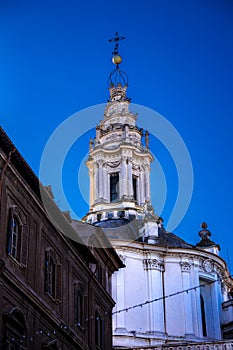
[103,163,108,201]
[98,160,104,200]
[89,168,94,207]
[96,125,101,144]
[145,165,151,202]
[139,169,145,205]
[120,157,127,199]
[127,159,133,198]
[94,163,99,202]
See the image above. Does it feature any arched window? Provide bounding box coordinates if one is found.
[45,249,62,302]
[3,307,27,349]
[200,294,207,337]
[7,208,24,263]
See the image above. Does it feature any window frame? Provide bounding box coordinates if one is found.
[10,216,21,260]
[7,208,26,265]
[95,310,103,349]
[3,307,27,350]
[74,289,84,327]
[132,175,138,202]
[200,294,207,337]
[45,249,62,302]
[110,172,119,202]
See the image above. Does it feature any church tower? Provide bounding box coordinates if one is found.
[83,33,161,241]
[83,34,233,348]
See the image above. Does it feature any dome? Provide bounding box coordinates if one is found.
[138,226,194,249]
[93,217,193,248]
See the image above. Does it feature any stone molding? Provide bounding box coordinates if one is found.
[125,340,233,350]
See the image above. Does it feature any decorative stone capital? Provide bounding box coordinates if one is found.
[180,262,191,272]
[143,258,164,271]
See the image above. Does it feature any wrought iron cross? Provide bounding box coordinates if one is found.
[108,32,125,55]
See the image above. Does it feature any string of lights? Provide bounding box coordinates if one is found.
[112,272,233,315]
[5,272,233,345]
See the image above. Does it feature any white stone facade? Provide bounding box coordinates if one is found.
[83,83,233,348]
[111,241,233,347]
[84,85,154,224]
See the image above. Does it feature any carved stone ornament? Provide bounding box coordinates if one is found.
[106,161,121,168]
[132,164,140,171]
[180,262,191,272]
[203,259,213,273]
[143,258,164,271]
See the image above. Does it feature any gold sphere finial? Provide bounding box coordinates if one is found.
[112,55,122,65]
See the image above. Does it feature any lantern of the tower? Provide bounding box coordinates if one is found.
[83,33,160,234]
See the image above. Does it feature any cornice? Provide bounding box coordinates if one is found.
[111,241,230,279]
[90,143,153,160]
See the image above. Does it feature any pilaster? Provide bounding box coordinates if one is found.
[180,261,195,337]
[143,258,165,335]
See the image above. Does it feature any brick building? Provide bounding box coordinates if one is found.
[0,127,124,350]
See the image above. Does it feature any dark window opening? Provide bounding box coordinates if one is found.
[95,311,103,349]
[75,291,83,326]
[3,308,27,350]
[110,173,119,202]
[132,176,137,201]
[45,250,62,301]
[200,294,207,337]
[96,265,106,286]
[47,258,56,298]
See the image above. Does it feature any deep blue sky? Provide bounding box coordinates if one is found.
[1,0,233,268]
